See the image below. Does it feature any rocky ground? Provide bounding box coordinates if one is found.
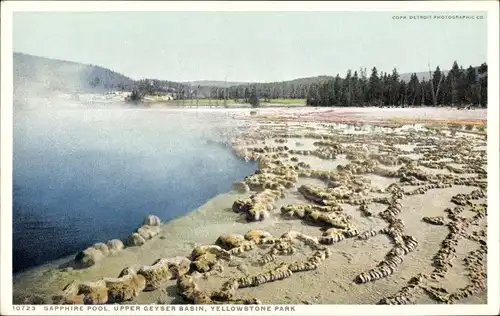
[13,108,488,305]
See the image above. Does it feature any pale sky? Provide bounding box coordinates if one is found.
[13,11,488,82]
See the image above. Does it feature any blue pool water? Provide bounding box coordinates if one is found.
[13,106,256,273]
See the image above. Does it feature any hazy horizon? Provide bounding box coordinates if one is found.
[13,11,487,82]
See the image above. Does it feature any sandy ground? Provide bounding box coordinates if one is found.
[12,107,488,305]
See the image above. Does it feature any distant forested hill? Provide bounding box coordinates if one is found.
[13,52,486,107]
[14,52,136,97]
[184,80,248,88]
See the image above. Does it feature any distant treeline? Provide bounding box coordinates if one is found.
[304,61,488,108]
[221,61,487,108]
[100,60,489,108]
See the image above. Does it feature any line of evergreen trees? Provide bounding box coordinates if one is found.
[305,61,487,108]
[219,61,487,108]
[117,60,488,108]
[225,83,308,102]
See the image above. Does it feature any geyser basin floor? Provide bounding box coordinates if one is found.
[12,106,487,305]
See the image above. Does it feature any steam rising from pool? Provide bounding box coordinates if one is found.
[13,101,256,273]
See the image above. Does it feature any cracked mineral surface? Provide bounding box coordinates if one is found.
[13,108,488,305]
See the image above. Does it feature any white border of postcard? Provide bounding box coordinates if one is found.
[1,1,499,315]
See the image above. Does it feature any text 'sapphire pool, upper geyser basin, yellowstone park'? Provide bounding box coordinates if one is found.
[12,105,257,274]
[5,6,495,311]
